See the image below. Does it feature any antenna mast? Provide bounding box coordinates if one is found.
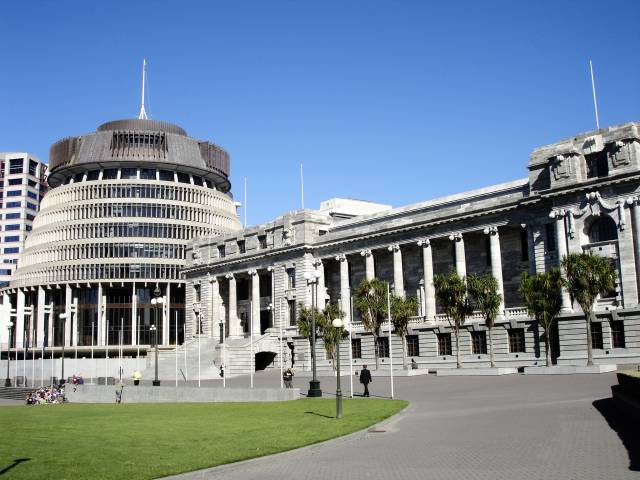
[589,59,599,130]
[138,59,148,120]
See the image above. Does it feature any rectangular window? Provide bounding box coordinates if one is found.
[610,321,626,348]
[27,202,37,211]
[288,300,297,327]
[120,168,137,179]
[4,236,19,242]
[29,160,38,176]
[217,245,226,258]
[4,247,19,254]
[27,191,37,200]
[140,168,156,180]
[8,178,22,185]
[26,214,34,221]
[102,168,118,180]
[177,172,190,184]
[237,240,246,254]
[7,190,22,197]
[406,335,420,357]
[351,338,362,359]
[545,223,556,252]
[86,170,100,181]
[508,328,526,353]
[438,333,452,356]
[286,268,296,289]
[586,151,608,178]
[27,179,37,187]
[159,170,174,182]
[5,213,20,219]
[258,235,267,250]
[376,337,389,358]
[520,228,529,261]
[193,284,201,303]
[9,158,23,174]
[5,224,19,231]
[5,202,20,208]
[471,331,487,354]
[591,322,603,349]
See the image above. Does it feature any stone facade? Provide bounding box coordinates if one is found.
[183,122,640,371]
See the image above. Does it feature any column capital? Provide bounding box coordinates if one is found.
[360,249,372,257]
[312,258,323,268]
[626,196,640,206]
[449,232,463,242]
[387,243,401,252]
[483,226,499,236]
[417,238,431,248]
[248,268,258,276]
[207,273,218,283]
[549,209,567,219]
[335,253,348,262]
[225,273,235,280]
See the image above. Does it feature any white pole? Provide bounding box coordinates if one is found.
[349,295,354,398]
[119,317,123,382]
[105,318,109,384]
[51,320,54,384]
[175,311,178,388]
[31,346,35,388]
[198,317,201,388]
[40,344,44,387]
[250,299,254,389]
[279,297,284,389]
[244,177,247,228]
[138,59,148,120]
[589,59,600,130]
[387,283,394,399]
[300,163,304,209]
[222,320,226,388]
[136,316,140,373]
[183,324,188,383]
[91,322,94,385]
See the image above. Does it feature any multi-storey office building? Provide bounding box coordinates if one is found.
[183,122,640,373]
[1,119,242,357]
[0,153,48,287]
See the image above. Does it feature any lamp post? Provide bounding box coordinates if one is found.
[332,317,344,419]
[150,286,164,386]
[59,313,68,384]
[304,269,322,397]
[149,324,159,386]
[5,321,13,387]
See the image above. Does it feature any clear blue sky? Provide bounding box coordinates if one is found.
[1,1,639,225]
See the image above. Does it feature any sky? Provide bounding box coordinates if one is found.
[1,1,639,225]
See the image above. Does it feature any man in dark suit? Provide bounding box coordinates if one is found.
[359,365,372,397]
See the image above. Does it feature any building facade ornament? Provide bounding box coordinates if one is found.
[335,253,347,262]
[483,226,499,236]
[387,243,401,252]
[360,249,372,257]
[449,232,463,242]
[417,239,431,248]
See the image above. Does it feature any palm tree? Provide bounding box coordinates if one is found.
[321,303,347,367]
[353,278,388,369]
[519,269,563,367]
[561,253,616,366]
[467,273,502,367]
[433,270,473,368]
[391,295,419,369]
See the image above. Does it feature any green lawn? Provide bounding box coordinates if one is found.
[0,398,407,479]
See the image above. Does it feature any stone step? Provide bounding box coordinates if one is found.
[0,387,35,400]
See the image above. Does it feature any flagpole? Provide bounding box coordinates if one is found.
[387,282,394,399]
[589,59,600,130]
[222,319,226,388]
[183,324,188,383]
[175,311,178,388]
[279,297,284,389]
[91,322,94,385]
[250,299,254,389]
[300,163,304,209]
[198,316,201,388]
[349,295,354,398]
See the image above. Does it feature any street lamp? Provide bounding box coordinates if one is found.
[150,287,164,387]
[149,324,159,386]
[4,321,13,387]
[304,269,322,397]
[59,313,68,384]
[332,317,344,419]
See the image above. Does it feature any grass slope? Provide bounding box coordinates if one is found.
[0,398,407,479]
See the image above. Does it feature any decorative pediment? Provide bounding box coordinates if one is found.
[566,191,626,238]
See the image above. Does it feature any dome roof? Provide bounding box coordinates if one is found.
[97,118,187,136]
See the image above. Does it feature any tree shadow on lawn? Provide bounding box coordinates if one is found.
[304,411,335,419]
[0,458,30,476]
[593,398,640,472]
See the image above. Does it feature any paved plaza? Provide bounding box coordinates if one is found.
[167,371,639,480]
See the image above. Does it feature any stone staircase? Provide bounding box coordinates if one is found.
[142,336,220,381]
[217,333,283,377]
[0,386,34,400]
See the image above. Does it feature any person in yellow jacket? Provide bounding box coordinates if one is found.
[132,371,142,386]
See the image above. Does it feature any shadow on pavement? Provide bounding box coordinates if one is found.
[593,398,640,472]
[0,458,30,475]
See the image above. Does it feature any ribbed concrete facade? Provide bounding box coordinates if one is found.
[0,119,242,358]
[184,122,640,373]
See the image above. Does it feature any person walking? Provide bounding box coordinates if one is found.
[283,368,294,388]
[359,365,372,397]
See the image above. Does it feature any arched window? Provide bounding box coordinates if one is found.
[588,216,617,243]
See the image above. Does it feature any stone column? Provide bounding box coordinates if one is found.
[226,274,240,337]
[450,233,466,278]
[15,289,25,349]
[336,254,351,325]
[131,282,137,346]
[388,243,405,297]
[617,202,638,306]
[249,269,261,336]
[208,275,220,342]
[163,283,171,345]
[628,198,640,303]
[313,259,327,307]
[484,226,505,316]
[550,209,572,311]
[417,239,436,320]
[37,286,45,348]
[65,284,72,347]
[360,249,375,280]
